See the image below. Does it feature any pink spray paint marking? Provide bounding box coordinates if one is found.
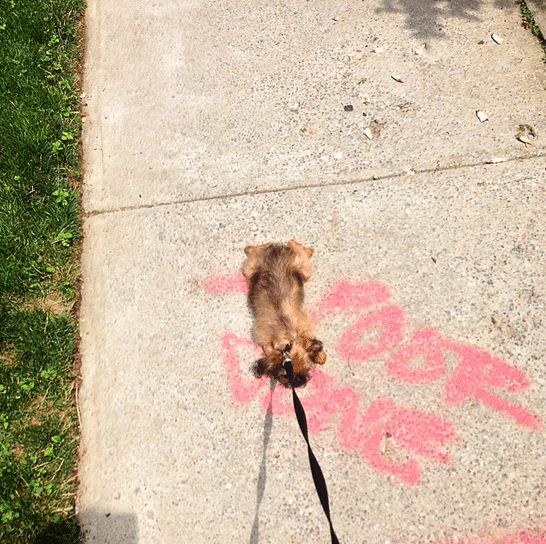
[211,274,542,482]
[386,327,542,429]
[351,397,457,484]
[297,371,458,485]
[479,532,546,544]
[204,272,248,295]
[422,530,546,544]
[315,279,392,320]
[221,335,459,483]
[338,304,406,363]
[221,333,267,405]
[295,369,358,435]
[442,341,543,430]
[386,328,447,383]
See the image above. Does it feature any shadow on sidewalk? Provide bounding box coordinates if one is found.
[249,380,276,544]
[78,510,139,544]
[377,0,517,38]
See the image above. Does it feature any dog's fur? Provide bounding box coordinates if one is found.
[243,240,326,388]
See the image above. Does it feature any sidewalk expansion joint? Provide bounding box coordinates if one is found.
[83,153,546,218]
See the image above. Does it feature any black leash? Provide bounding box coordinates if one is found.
[283,356,341,544]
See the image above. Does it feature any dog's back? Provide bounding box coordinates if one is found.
[247,244,304,320]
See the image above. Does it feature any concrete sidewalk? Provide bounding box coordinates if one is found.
[78,0,546,542]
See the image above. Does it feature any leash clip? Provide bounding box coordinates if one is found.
[282,343,293,381]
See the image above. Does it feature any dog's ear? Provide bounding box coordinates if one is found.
[288,239,314,258]
[244,242,273,257]
[244,245,256,257]
[287,240,314,280]
[243,243,273,278]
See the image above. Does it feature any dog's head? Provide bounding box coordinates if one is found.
[254,338,326,388]
[243,239,314,281]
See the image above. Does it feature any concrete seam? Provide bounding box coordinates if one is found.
[83,153,546,218]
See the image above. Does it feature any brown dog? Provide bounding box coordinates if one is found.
[243,240,326,388]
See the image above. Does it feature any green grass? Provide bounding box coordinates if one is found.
[0,0,84,541]
[517,0,546,61]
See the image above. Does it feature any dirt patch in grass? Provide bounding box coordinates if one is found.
[21,292,74,316]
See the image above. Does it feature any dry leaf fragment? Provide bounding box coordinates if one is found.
[517,135,534,145]
[476,109,488,122]
[363,120,383,140]
[484,157,508,164]
[516,124,537,146]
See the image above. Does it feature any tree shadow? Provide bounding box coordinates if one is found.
[376,0,518,39]
[32,517,80,544]
[77,510,139,544]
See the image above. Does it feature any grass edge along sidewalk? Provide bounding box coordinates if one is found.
[0,0,84,542]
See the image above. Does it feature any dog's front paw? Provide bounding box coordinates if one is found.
[314,349,327,365]
[308,338,326,365]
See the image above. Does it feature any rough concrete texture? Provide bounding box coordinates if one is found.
[78,0,546,543]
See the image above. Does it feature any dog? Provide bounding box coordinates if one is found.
[243,239,326,388]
